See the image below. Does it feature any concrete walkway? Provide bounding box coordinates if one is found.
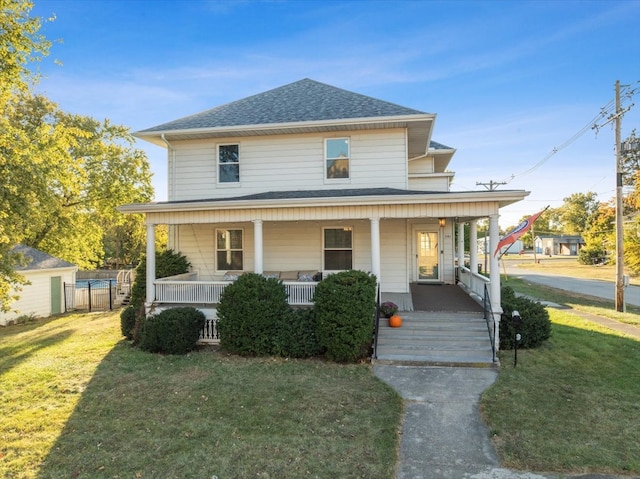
[374,365,637,479]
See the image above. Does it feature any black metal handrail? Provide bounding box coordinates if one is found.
[372,284,381,359]
[483,283,496,362]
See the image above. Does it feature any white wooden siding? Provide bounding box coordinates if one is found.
[171,220,418,291]
[0,268,76,325]
[168,129,408,201]
[174,223,255,280]
[408,157,434,174]
[408,175,452,191]
[381,219,409,293]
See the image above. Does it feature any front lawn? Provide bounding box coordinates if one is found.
[482,307,640,475]
[0,312,402,479]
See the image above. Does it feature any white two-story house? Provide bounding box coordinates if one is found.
[120,79,528,348]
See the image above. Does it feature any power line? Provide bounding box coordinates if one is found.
[498,82,639,185]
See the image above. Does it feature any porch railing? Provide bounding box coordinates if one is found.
[457,266,490,300]
[154,279,318,306]
[483,283,496,362]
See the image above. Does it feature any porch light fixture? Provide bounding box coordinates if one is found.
[438,218,446,227]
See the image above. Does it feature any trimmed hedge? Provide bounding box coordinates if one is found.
[138,307,205,355]
[217,273,292,356]
[314,270,377,363]
[500,286,551,349]
[120,306,137,340]
[272,308,324,359]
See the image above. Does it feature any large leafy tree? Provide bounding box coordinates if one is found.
[622,130,640,273]
[1,1,153,311]
[557,192,600,235]
[7,94,153,269]
[1,0,52,311]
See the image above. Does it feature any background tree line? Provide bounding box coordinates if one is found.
[1,0,153,311]
[503,130,639,272]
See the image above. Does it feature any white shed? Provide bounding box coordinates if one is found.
[0,245,77,326]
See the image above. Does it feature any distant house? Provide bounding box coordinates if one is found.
[534,235,585,256]
[0,245,77,326]
[477,236,524,255]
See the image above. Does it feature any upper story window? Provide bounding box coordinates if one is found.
[218,144,239,183]
[325,138,349,179]
[323,227,353,270]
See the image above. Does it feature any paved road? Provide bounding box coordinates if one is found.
[502,265,640,308]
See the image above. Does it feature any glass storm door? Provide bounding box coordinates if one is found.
[417,231,439,281]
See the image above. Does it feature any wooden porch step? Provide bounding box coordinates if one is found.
[374,311,495,366]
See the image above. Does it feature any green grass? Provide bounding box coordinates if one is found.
[0,312,402,479]
[482,303,640,474]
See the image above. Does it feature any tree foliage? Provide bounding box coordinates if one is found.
[1,2,153,312]
[4,94,153,269]
[1,0,52,310]
[557,192,599,235]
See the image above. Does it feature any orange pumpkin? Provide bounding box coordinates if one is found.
[388,315,402,328]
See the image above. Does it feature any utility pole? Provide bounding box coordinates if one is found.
[593,80,635,312]
[614,80,625,312]
[476,180,507,191]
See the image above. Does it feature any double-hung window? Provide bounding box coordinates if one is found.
[323,227,353,270]
[216,229,243,270]
[325,138,349,179]
[218,144,239,183]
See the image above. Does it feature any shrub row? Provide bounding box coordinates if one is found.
[217,270,377,362]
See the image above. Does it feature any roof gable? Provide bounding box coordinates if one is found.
[140,79,428,133]
[12,245,76,271]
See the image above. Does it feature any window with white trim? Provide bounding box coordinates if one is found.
[325,138,349,179]
[218,144,239,183]
[216,229,243,270]
[323,227,353,270]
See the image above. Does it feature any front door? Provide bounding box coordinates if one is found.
[417,230,439,282]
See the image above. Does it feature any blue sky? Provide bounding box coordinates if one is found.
[30,0,640,228]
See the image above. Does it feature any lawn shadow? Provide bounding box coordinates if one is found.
[0,328,74,378]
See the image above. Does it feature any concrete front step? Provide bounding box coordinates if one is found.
[375,311,495,366]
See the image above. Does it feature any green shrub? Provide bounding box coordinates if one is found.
[138,307,205,355]
[500,286,551,349]
[129,249,190,309]
[120,306,137,340]
[217,273,291,356]
[272,308,324,358]
[578,244,607,265]
[314,270,377,363]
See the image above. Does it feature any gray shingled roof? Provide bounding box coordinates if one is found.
[161,187,489,205]
[430,140,454,150]
[139,79,428,133]
[12,245,76,271]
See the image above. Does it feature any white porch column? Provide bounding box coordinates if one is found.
[370,218,381,283]
[489,213,502,350]
[253,219,264,275]
[457,222,465,269]
[146,223,156,306]
[469,220,478,274]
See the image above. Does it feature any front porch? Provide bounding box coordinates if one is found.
[149,265,497,365]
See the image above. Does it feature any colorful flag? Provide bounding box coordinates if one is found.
[494,209,546,256]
